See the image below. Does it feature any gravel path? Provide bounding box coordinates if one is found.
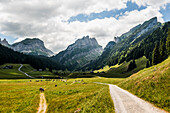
[109,84,167,113]
[18,64,35,78]
[37,93,47,113]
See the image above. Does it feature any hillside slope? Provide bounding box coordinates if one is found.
[118,57,170,112]
[95,56,148,78]
[83,17,162,70]
[0,64,56,79]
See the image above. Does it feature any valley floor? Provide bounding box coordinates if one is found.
[0,57,169,113]
[0,78,115,113]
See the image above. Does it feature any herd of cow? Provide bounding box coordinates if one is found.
[30,79,86,93]
[29,79,67,93]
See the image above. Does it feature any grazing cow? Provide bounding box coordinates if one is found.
[39,88,44,92]
[55,85,57,87]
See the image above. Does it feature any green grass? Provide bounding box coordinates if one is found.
[0,64,28,79]
[20,64,56,78]
[45,81,114,113]
[0,78,116,113]
[68,77,124,85]
[118,57,170,112]
[68,72,96,78]
[98,56,148,78]
[0,64,56,79]
[0,56,168,112]
[0,80,41,113]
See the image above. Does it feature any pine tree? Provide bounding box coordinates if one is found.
[146,60,150,68]
[127,60,136,71]
[166,29,170,56]
[49,67,53,73]
[132,60,137,68]
[159,39,166,62]
[152,44,160,65]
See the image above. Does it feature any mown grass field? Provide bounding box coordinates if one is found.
[0,78,116,113]
[118,57,170,112]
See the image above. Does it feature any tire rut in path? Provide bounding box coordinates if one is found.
[37,93,47,113]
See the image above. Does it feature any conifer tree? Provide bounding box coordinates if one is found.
[146,60,150,68]
[127,60,136,71]
[152,44,160,65]
[159,39,166,62]
[166,29,170,56]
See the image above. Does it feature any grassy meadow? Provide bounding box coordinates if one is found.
[0,64,56,79]
[0,57,169,112]
[0,78,116,113]
[21,64,56,78]
[95,56,148,78]
[0,64,28,79]
[118,57,170,112]
[0,80,40,113]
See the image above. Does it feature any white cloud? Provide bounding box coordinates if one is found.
[0,0,169,53]
[131,0,170,9]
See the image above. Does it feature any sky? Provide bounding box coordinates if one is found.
[0,0,169,53]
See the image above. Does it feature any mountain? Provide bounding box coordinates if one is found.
[83,17,166,70]
[11,38,54,57]
[0,38,10,47]
[114,24,141,43]
[115,17,161,44]
[52,36,103,70]
[104,41,116,50]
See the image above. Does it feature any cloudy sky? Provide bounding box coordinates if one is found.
[0,0,169,53]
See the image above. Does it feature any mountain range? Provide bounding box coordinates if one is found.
[0,17,169,72]
[0,38,54,56]
[82,17,164,70]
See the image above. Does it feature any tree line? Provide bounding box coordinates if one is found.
[0,44,64,71]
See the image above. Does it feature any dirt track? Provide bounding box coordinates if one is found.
[109,84,167,113]
[37,93,47,113]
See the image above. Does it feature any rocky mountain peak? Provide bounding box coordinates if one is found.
[12,38,54,56]
[104,41,116,50]
[52,35,103,70]
[115,17,161,43]
[67,35,101,50]
[0,38,10,47]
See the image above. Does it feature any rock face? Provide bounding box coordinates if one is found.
[0,38,10,47]
[52,36,103,70]
[11,38,54,56]
[104,41,116,51]
[115,17,161,43]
